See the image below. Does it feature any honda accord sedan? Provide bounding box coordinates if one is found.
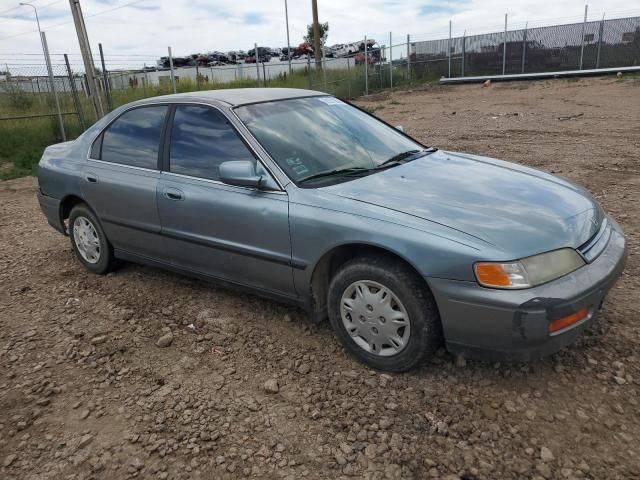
[37,88,627,372]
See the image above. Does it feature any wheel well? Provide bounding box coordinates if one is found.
[309,244,428,322]
[59,195,86,233]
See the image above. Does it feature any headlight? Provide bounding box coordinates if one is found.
[474,248,585,289]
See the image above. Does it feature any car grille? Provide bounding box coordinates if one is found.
[578,218,611,263]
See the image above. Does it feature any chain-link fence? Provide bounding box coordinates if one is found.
[412,16,640,78]
[1,15,639,179]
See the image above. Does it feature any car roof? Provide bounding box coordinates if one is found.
[133,88,325,107]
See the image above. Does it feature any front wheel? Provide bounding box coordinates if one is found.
[68,204,114,274]
[328,256,442,372]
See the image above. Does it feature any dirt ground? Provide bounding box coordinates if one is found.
[1,76,639,480]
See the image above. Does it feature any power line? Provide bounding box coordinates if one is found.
[0,0,64,20]
[0,5,22,16]
[0,0,150,40]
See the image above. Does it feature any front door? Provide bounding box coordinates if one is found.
[157,104,295,297]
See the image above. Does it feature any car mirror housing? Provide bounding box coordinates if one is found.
[219,160,264,189]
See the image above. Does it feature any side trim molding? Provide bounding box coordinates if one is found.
[102,218,307,270]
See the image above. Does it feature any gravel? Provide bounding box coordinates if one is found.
[1,77,639,479]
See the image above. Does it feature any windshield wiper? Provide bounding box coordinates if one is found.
[299,167,371,184]
[298,148,438,184]
[374,148,437,170]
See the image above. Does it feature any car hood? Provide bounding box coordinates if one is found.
[323,150,603,258]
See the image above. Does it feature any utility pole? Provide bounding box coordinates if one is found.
[311,0,322,68]
[284,0,292,74]
[69,0,104,118]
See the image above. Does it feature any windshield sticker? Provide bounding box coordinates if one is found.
[318,97,344,106]
[286,156,309,176]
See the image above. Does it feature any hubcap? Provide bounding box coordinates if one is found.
[340,280,410,357]
[72,216,101,264]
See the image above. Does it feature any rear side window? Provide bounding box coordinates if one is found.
[169,105,254,181]
[99,106,167,169]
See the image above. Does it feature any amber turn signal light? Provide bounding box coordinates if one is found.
[474,263,513,287]
[548,308,589,333]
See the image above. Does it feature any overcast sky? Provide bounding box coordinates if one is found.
[0,0,637,68]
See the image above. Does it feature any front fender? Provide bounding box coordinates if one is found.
[288,191,499,306]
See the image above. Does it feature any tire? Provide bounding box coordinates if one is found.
[68,204,114,274]
[328,255,442,372]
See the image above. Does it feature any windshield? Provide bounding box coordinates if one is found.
[234,96,425,185]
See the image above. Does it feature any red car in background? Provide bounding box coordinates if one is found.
[355,47,384,65]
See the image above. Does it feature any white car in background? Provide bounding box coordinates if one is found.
[331,43,357,57]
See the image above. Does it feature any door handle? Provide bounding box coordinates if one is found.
[85,174,98,183]
[163,188,184,201]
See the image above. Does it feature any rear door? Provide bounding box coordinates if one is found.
[157,104,295,297]
[81,105,168,259]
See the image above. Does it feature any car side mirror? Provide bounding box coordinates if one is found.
[395,125,404,132]
[219,161,263,189]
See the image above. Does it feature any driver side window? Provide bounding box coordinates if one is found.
[169,106,255,181]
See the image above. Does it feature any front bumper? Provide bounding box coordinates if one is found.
[37,191,65,235]
[428,217,627,362]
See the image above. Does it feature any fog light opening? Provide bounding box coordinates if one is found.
[548,308,590,334]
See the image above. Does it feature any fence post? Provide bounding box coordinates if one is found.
[595,14,604,68]
[307,55,312,89]
[347,56,352,99]
[379,46,384,89]
[98,43,113,112]
[64,53,86,131]
[364,36,369,96]
[406,34,411,81]
[389,31,393,89]
[502,13,507,75]
[195,65,200,90]
[168,46,177,93]
[322,41,328,92]
[521,22,528,73]
[262,62,267,87]
[41,32,66,142]
[448,20,452,78]
[461,32,465,77]
[579,4,588,70]
[254,43,260,86]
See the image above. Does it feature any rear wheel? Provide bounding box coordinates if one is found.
[68,204,114,274]
[328,255,442,372]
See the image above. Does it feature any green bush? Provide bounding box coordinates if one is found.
[0,82,35,110]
